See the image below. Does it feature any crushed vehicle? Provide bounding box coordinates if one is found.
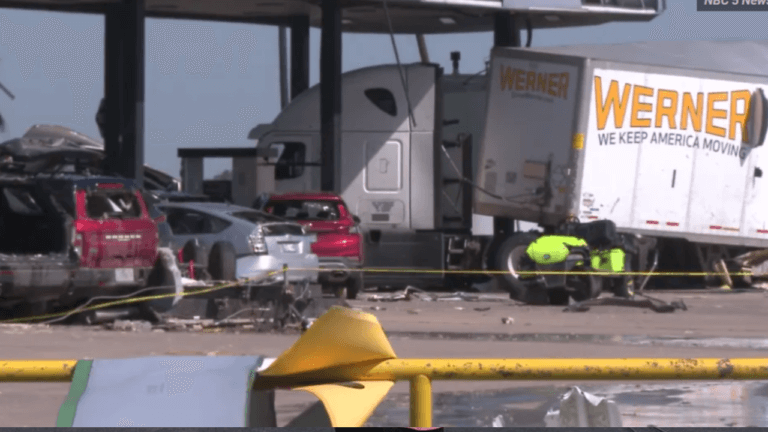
[262,192,364,299]
[154,201,319,286]
[0,131,191,319]
[0,170,160,316]
[21,124,181,192]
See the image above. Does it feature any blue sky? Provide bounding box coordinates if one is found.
[0,0,766,178]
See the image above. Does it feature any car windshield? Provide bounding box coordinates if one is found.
[230,210,284,224]
[265,200,340,221]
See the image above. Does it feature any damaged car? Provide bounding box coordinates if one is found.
[0,133,167,318]
[0,173,160,317]
[155,202,319,286]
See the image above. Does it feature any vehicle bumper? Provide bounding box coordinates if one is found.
[235,253,319,285]
[317,257,362,285]
[0,265,153,307]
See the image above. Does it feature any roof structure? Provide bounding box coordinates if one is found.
[527,40,768,78]
[0,0,664,34]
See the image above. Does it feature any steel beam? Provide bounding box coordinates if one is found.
[320,0,342,192]
[493,12,520,48]
[103,0,146,186]
[290,15,310,100]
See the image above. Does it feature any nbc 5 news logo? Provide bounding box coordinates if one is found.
[697,0,768,10]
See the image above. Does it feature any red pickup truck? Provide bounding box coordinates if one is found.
[262,192,364,299]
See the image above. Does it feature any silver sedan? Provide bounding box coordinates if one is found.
[156,202,319,284]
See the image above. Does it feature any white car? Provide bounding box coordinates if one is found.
[156,201,319,285]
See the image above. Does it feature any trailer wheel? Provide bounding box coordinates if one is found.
[208,241,237,281]
[495,233,545,304]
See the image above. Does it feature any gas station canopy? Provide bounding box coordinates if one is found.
[0,0,664,33]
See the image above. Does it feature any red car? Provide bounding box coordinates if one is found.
[262,192,363,299]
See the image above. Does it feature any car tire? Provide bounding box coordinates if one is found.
[208,241,237,281]
[495,233,542,304]
[346,271,363,300]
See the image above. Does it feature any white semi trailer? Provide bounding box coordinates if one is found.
[246,40,768,300]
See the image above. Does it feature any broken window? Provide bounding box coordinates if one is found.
[0,185,66,254]
[265,200,341,221]
[364,88,397,117]
[162,208,230,235]
[270,142,306,180]
[85,190,142,220]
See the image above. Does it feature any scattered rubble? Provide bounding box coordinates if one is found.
[501,317,514,325]
[365,286,509,303]
[107,320,153,332]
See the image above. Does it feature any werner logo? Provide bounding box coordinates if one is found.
[372,201,394,213]
[593,76,754,142]
[499,65,570,100]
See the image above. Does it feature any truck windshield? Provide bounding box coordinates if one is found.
[265,200,340,221]
[86,190,142,219]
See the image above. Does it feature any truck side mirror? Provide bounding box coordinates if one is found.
[747,88,768,148]
[353,215,361,224]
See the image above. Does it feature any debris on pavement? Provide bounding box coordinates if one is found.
[491,414,506,427]
[369,306,386,311]
[501,317,514,325]
[455,306,465,311]
[107,320,153,332]
[474,307,491,312]
[406,309,421,315]
[564,293,687,313]
[366,286,509,303]
[543,386,622,427]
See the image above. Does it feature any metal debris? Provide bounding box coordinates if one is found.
[492,414,506,427]
[475,307,491,312]
[501,317,514,325]
[407,309,421,315]
[544,386,622,427]
[564,293,687,313]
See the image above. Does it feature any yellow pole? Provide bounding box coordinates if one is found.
[0,360,78,382]
[5,358,768,383]
[253,358,768,388]
[410,374,432,427]
[365,358,768,381]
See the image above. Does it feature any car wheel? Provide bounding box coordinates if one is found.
[495,233,543,304]
[346,271,363,300]
[333,285,347,299]
[208,241,237,281]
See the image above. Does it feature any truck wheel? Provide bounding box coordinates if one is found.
[208,242,237,281]
[495,233,540,303]
[346,271,363,300]
[569,272,602,302]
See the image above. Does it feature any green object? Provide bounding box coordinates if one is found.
[57,360,94,427]
[525,235,587,265]
[591,248,626,273]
